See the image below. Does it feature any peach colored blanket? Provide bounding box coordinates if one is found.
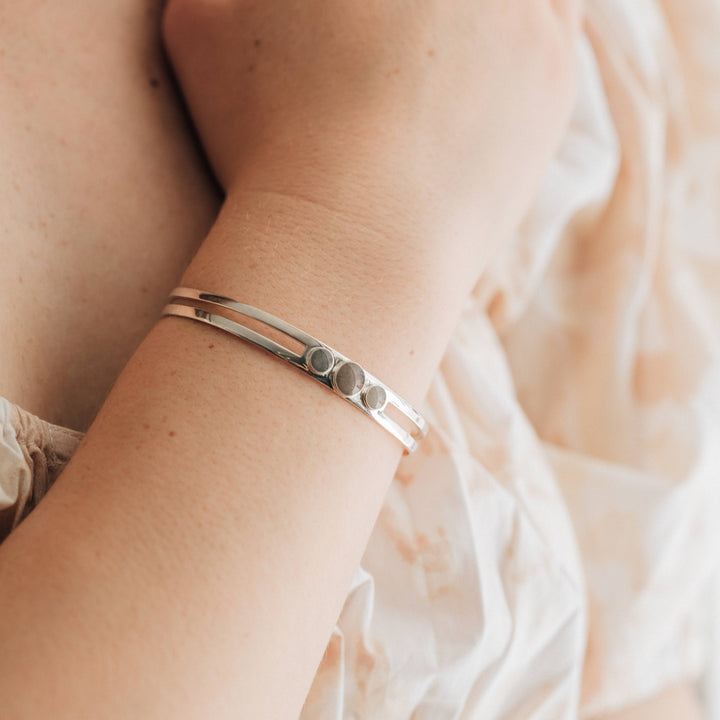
[2,1,720,717]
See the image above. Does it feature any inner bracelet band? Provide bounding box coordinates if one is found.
[161,287,429,455]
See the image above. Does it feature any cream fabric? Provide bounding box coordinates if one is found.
[303,1,720,717]
[0,396,83,538]
[2,1,720,718]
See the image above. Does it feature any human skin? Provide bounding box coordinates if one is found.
[0,0,220,432]
[0,0,704,718]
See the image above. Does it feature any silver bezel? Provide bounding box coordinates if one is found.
[162,287,429,454]
[362,384,388,412]
[330,360,366,398]
[304,345,335,377]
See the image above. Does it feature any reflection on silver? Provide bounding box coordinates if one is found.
[161,287,428,455]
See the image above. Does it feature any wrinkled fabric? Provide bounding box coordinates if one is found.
[2,1,720,718]
[303,1,720,718]
[0,396,83,538]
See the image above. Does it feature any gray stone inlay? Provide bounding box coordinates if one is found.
[363,384,387,411]
[307,346,334,375]
[334,361,365,397]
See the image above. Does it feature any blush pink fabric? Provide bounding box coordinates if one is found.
[0,396,83,538]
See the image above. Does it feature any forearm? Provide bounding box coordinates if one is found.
[0,188,472,719]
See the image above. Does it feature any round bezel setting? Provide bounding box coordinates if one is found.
[362,384,387,412]
[332,361,366,397]
[162,286,429,454]
[305,345,335,376]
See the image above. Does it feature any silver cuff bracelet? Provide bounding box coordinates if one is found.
[161,287,429,455]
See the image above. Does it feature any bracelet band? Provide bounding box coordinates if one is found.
[161,287,429,455]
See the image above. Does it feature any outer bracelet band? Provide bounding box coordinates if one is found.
[160,287,429,455]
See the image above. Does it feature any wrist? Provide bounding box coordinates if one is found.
[180,186,471,403]
[224,150,499,284]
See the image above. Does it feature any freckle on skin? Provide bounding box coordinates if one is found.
[247,64,255,72]
[427,48,435,58]
[169,430,176,437]
[409,349,415,356]
[208,343,215,349]
[253,38,261,48]
[149,77,160,88]
[142,423,150,430]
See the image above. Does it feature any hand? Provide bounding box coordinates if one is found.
[163,0,581,288]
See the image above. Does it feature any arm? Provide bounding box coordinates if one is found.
[0,189,470,719]
[0,1,581,717]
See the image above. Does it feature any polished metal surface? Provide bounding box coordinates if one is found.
[161,287,429,454]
